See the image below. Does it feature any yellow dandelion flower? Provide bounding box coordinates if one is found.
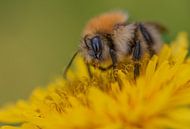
[0,32,190,129]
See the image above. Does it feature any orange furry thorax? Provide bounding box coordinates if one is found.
[83,11,128,36]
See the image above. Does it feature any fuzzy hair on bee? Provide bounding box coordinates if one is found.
[63,11,166,78]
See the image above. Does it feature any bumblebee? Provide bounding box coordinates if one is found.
[64,11,166,78]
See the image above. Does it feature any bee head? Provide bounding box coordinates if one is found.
[80,34,111,66]
[80,11,128,66]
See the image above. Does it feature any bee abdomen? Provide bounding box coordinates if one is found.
[139,24,154,46]
[137,23,162,56]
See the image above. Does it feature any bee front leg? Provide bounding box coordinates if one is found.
[109,48,117,68]
[132,40,141,79]
[109,48,118,80]
[86,63,92,78]
[98,65,113,71]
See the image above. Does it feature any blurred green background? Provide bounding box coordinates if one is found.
[0,0,189,105]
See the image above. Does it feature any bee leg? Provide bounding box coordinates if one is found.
[86,63,92,78]
[98,65,113,71]
[109,48,117,68]
[87,64,113,78]
[132,40,141,79]
[109,48,119,80]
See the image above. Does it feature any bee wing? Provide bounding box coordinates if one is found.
[144,22,168,34]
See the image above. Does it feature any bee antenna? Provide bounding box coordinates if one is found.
[63,50,79,79]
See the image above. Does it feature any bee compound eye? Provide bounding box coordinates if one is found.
[91,36,102,52]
